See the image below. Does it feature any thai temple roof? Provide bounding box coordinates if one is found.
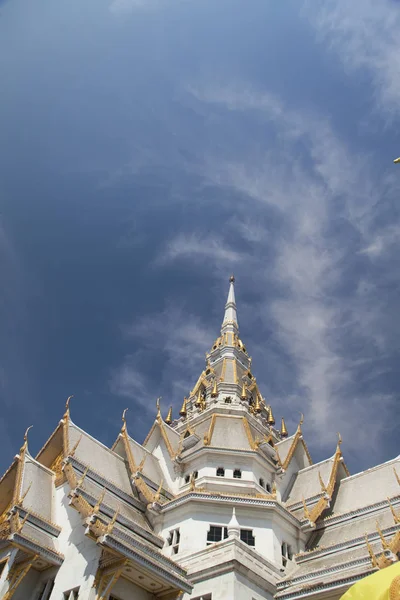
[0,277,399,599]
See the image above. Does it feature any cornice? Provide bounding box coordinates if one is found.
[276,567,374,600]
[160,492,301,527]
[102,535,192,593]
[11,532,64,566]
[296,523,400,564]
[17,507,61,537]
[314,495,400,529]
[78,488,163,548]
[69,457,145,512]
[111,526,187,576]
[277,556,374,590]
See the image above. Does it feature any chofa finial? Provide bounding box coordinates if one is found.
[64,395,73,418]
[156,397,162,418]
[337,432,342,447]
[23,425,33,447]
[121,408,128,431]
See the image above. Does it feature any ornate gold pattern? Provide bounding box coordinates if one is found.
[50,452,66,486]
[64,462,77,488]
[390,575,400,600]
[302,440,344,525]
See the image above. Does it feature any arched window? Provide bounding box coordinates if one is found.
[193,471,198,479]
[184,475,190,484]
[233,469,242,479]
[259,478,265,487]
[216,467,225,477]
[266,482,271,493]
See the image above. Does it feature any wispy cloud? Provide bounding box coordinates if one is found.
[110,305,216,417]
[306,0,400,119]
[173,81,399,463]
[157,233,243,266]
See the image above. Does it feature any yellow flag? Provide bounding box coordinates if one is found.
[340,562,400,600]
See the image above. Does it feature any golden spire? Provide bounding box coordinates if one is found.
[253,394,262,414]
[179,397,187,418]
[280,417,288,438]
[195,390,202,408]
[387,497,400,524]
[267,405,275,426]
[165,406,173,425]
[241,382,247,401]
[394,157,400,164]
[211,378,218,398]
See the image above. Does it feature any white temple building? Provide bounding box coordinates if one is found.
[0,277,399,600]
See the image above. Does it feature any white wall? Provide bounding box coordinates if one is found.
[159,500,299,567]
[48,483,102,599]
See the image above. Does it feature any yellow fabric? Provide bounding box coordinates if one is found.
[340,562,400,600]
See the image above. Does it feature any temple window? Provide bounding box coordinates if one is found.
[233,469,242,479]
[281,541,293,566]
[64,589,80,600]
[167,528,180,554]
[224,397,232,404]
[207,525,228,544]
[216,467,225,477]
[266,482,272,493]
[240,529,255,546]
[259,477,264,487]
[193,470,198,479]
[37,579,55,600]
[184,474,190,483]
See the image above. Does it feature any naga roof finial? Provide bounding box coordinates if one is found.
[21,425,33,452]
[121,408,128,431]
[64,395,74,419]
[156,397,162,419]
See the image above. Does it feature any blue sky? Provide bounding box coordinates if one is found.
[1,0,400,475]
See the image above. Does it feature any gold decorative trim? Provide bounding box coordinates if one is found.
[242,417,257,450]
[221,359,227,382]
[232,359,238,384]
[204,414,217,446]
